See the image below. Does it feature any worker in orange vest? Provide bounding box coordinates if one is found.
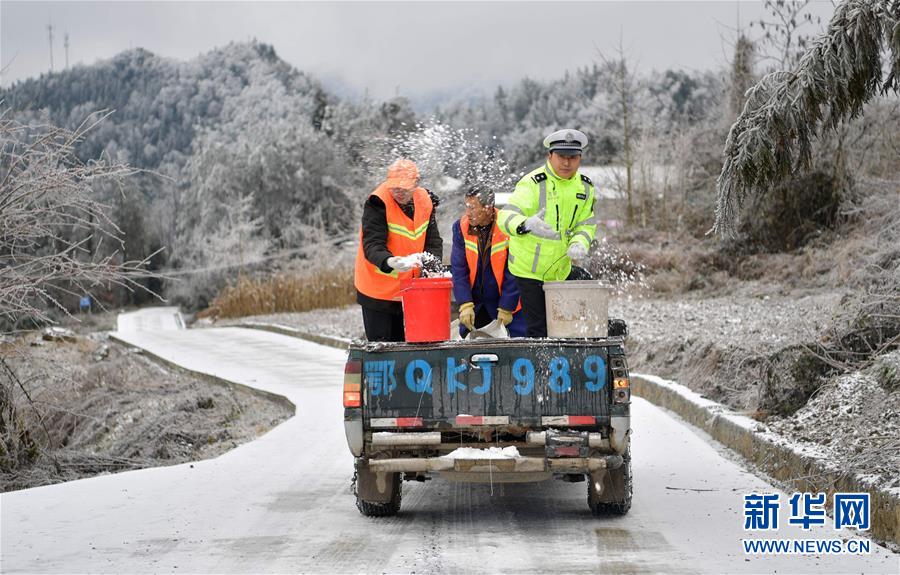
[354,159,443,342]
[450,184,525,338]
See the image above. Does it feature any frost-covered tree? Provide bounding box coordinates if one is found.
[728,35,756,119]
[714,0,900,236]
[187,119,355,246]
[169,193,270,307]
[0,110,156,327]
[0,111,159,472]
[597,44,640,225]
[0,41,336,282]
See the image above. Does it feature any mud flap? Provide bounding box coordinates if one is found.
[588,449,632,515]
[589,467,626,504]
[355,461,399,504]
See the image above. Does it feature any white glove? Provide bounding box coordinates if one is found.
[523,208,560,240]
[386,256,416,272]
[567,242,588,261]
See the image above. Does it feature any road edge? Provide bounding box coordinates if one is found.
[230,321,898,547]
[231,322,351,350]
[108,333,296,415]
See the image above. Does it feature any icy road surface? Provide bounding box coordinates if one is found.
[1,311,896,573]
[115,305,185,332]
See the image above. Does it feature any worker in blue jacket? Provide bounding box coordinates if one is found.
[451,184,526,338]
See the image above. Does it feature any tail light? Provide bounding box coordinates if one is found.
[613,376,630,404]
[343,360,361,408]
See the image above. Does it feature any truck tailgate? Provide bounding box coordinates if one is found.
[357,339,622,428]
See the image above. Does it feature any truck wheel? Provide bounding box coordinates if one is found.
[587,449,632,516]
[353,460,402,517]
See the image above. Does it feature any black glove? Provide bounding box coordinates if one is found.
[608,319,628,338]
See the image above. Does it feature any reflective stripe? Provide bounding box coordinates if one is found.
[508,252,515,264]
[572,216,594,228]
[387,221,429,241]
[464,239,478,252]
[455,415,510,426]
[388,221,428,237]
[503,212,519,233]
[375,267,399,278]
[370,417,424,428]
[490,239,508,254]
[531,242,542,273]
[542,415,595,426]
[582,180,591,198]
[571,230,592,246]
[504,204,524,215]
[538,180,547,211]
[386,228,420,241]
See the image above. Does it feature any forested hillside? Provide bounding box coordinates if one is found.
[2,40,727,310]
[16,19,897,314]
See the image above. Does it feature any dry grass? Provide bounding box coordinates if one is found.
[202,266,356,320]
[610,231,723,293]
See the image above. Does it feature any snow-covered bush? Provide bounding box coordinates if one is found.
[0,111,157,475]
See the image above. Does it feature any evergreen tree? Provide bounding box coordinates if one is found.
[714,0,900,236]
[728,35,756,120]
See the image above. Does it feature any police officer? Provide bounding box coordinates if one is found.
[497,129,597,337]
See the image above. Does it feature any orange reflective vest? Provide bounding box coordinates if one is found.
[459,209,521,312]
[354,184,433,301]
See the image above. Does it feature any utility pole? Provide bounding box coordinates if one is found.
[47,21,54,71]
[64,32,70,69]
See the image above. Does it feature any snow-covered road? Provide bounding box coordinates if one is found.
[1,311,896,573]
[115,305,185,332]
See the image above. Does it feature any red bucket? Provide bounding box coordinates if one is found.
[401,277,453,343]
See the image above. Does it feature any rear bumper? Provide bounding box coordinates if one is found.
[367,454,623,474]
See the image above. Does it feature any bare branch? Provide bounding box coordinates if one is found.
[0,110,164,328]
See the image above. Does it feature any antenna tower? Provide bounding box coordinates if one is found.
[47,21,54,71]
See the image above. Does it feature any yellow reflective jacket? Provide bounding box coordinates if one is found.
[498,163,597,281]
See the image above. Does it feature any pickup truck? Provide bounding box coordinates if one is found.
[342,323,631,517]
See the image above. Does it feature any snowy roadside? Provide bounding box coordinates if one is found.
[211,306,363,340]
[0,333,292,492]
[210,287,842,350]
[632,371,900,547]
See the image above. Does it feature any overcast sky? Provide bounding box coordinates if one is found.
[2,1,835,102]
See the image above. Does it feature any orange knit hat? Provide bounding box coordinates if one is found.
[385,159,419,189]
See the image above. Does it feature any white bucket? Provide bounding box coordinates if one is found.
[542,280,609,338]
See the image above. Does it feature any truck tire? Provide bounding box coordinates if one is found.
[587,449,632,516]
[353,460,402,517]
